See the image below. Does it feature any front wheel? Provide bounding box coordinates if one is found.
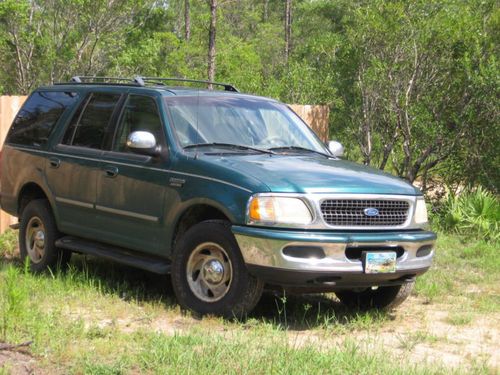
[335,282,414,310]
[171,221,263,318]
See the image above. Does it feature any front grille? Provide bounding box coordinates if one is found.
[320,199,410,227]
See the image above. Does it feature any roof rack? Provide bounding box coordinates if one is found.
[140,77,238,92]
[57,76,239,92]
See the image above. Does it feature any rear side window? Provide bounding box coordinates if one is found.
[62,92,121,149]
[6,91,78,147]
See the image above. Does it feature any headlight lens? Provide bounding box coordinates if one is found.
[414,198,428,224]
[248,195,313,225]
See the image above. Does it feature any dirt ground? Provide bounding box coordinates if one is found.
[0,349,37,375]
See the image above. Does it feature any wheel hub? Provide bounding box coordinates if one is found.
[202,259,225,284]
[186,242,233,302]
[34,230,45,248]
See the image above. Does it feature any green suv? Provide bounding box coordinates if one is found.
[0,77,436,317]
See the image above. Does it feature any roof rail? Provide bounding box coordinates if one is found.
[140,77,239,92]
[57,76,239,92]
[68,76,142,85]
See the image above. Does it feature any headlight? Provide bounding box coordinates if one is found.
[414,198,428,224]
[247,195,313,226]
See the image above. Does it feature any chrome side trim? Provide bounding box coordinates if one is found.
[235,233,435,273]
[95,205,159,222]
[7,145,252,193]
[55,197,94,209]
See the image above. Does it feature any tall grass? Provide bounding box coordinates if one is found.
[431,186,499,241]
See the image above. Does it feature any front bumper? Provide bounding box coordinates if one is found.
[232,226,436,290]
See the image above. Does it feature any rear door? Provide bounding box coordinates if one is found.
[0,91,79,216]
[94,93,170,254]
[46,92,123,237]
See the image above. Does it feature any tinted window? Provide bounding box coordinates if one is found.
[7,91,78,147]
[114,95,163,152]
[63,93,120,149]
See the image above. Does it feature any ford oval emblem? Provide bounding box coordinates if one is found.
[364,207,379,217]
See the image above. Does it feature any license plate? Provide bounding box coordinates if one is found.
[363,252,397,274]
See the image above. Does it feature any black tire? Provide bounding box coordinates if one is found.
[171,220,263,318]
[335,281,414,311]
[19,199,71,272]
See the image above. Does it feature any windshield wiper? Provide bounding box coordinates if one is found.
[268,146,333,158]
[184,143,275,155]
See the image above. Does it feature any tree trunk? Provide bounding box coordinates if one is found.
[263,0,269,22]
[207,0,217,86]
[284,0,292,62]
[184,0,191,41]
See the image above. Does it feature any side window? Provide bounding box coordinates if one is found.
[6,91,79,147]
[63,92,121,149]
[113,95,163,153]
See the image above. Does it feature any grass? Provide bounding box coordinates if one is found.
[397,330,440,351]
[414,234,500,312]
[446,312,474,326]
[0,230,498,374]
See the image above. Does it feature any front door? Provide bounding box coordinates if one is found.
[94,94,170,254]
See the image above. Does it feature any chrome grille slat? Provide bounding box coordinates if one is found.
[320,199,410,226]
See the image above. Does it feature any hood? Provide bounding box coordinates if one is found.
[211,154,420,195]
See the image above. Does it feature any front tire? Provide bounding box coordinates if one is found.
[335,282,414,310]
[171,221,263,318]
[19,199,71,272]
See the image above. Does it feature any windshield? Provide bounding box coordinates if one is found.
[164,96,329,153]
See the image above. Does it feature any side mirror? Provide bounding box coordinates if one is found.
[126,131,159,156]
[328,140,344,157]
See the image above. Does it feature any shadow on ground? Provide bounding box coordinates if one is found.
[1,253,392,331]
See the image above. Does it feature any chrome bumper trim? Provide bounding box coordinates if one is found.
[235,233,435,273]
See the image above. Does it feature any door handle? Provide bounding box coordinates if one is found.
[103,166,119,178]
[49,157,61,168]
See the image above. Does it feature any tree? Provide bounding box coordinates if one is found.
[0,0,154,94]
[334,0,499,188]
[284,0,292,62]
[185,0,191,41]
[0,0,496,191]
[207,0,217,84]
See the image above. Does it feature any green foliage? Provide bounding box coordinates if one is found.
[432,187,500,241]
[0,230,18,258]
[0,0,497,189]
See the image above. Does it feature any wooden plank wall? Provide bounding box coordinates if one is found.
[0,96,329,234]
[289,104,330,142]
[0,96,27,233]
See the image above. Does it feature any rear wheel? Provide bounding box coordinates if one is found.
[335,282,414,310]
[171,221,263,318]
[19,199,71,272]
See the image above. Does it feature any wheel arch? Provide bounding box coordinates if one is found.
[171,202,234,249]
[17,182,54,217]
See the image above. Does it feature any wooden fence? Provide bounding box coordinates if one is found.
[0,95,329,234]
[0,96,27,234]
[289,104,330,143]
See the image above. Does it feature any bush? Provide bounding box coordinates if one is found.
[431,186,499,241]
